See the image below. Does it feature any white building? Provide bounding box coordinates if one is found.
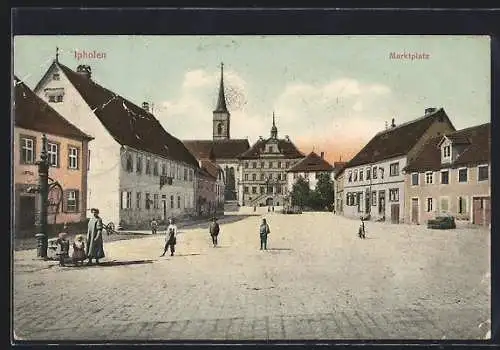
[183,63,250,203]
[33,59,200,228]
[286,151,335,192]
[338,108,456,223]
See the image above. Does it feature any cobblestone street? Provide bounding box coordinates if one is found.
[13,212,490,341]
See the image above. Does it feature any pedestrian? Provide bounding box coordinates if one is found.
[209,216,220,247]
[71,234,87,266]
[259,218,271,250]
[55,226,70,266]
[272,206,275,212]
[161,218,178,257]
[86,208,105,265]
[151,218,158,235]
[358,217,366,239]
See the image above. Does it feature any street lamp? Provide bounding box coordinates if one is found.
[33,134,50,258]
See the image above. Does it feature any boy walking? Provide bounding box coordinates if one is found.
[259,218,270,250]
[209,217,220,247]
[161,218,178,257]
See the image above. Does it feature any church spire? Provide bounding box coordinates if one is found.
[214,62,228,113]
[271,111,278,139]
[55,47,59,63]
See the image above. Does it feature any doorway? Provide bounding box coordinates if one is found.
[19,196,36,229]
[411,198,419,224]
[391,204,400,224]
[378,190,385,216]
[473,197,491,226]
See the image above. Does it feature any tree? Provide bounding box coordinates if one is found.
[314,173,335,211]
[291,176,310,209]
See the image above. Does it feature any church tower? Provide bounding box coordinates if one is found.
[270,112,278,139]
[213,62,230,140]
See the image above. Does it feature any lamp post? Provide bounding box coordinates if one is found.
[34,134,50,258]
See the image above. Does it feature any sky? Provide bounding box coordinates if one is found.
[13,35,491,164]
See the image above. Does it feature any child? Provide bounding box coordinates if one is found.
[55,229,70,266]
[161,218,178,257]
[358,217,366,239]
[72,234,87,265]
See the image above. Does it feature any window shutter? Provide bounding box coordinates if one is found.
[63,190,69,213]
[19,137,24,164]
[75,190,80,212]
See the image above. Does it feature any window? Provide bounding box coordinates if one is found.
[68,146,79,169]
[371,191,377,206]
[458,168,468,183]
[366,168,371,180]
[440,197,449,212]
[20,136,35,164]
[184,168,188,181]
[52,73,60,80]
[478,165,489,181]
[389,188,399,202]
[425,172,433,184]
[136,192,141,209]
[152,159,159,176]
[145,157,151,175]
[293,173,297,179]
[353,170,358,181]
[278,161,282,169]
[244,174,249,181]
[136,155,142,174]
[359,170,364,181]
[260,186,265,194]
[458,196,467,214]
[121,191,132,209]
[154,194,159,209]
[380,168,384,179]
[285,162,290,168]
[87,150,91,170]
[269,162,274,168]
[260,173,265,181]
[260,162,264,168]
[125,153,133,172]
[252,186,257,194]
[177,196,181,208]
[348,171,352,182]
[145,193,151,210]
[389,162,399,176]
[244,186,249,194]
[170,195,174,209]
[441,170,449,184]
[269,146,274,153]
[277,186,282,194]
[244,162,249,169]
[252,174,257,181]
[426,198,433,212]
[64,190,79,212]
[443,145,451,158]
[47,142,59,167]
[189,169,193,181]
[304,172,309,179]
[372,166,378,179]
[252,162,257,168]
[411,173,419,186]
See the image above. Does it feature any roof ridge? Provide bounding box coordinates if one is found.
[445,122,490,136]
[375,109,443,136]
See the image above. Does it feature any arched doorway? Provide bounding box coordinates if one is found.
[266,197,274,206]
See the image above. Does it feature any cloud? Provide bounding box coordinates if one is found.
[157,72,396,163]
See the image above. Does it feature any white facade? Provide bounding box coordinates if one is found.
[342,155,407,223]
[34,63,196,228]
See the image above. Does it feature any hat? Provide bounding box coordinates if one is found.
[91,208,99,214]
[58,232,67,239]
[75,234,84,241]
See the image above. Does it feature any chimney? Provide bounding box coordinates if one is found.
[391,118,396,128]
[76,65,91,79]
[142,102,150,112]
[320,151,324,159]
[425,107,437,115]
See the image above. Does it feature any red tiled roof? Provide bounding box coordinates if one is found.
[14,76,93,141]
[56,62,199,168]
[287,152,333,172]
[183,139,250,160]
[345,108,455,168]
[404,123,490,172]
[238,137,304,159]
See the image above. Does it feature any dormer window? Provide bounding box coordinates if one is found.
[52,73,60,81]
[443,145,451,158]
[44,87,64,103]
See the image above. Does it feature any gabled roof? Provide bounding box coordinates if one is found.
[287,152,333,172]
[200,159,222,180]
[404,123,490,172]
[183,139,250,160]
[14,76,93,141]
[344,108,454,169]
[53,62,199,168]
[238,137,304,159]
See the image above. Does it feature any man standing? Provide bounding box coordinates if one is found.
[209,217,220,247]
[151,218,158,235]
[161,218,178,257]
[259,218,271,250]
[86,208,105,265]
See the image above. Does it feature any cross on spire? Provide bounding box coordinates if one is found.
[214,62,228,113]
[55,47,59,62]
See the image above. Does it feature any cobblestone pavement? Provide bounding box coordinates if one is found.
[13,213,490,341]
